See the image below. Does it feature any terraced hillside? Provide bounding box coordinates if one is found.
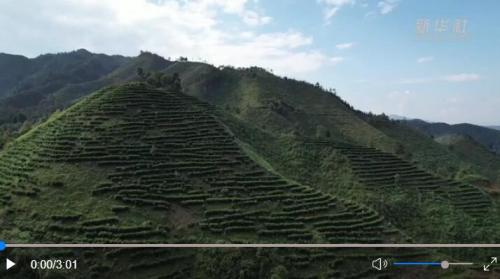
[306,141,492,217]
[0,83,426,278]
[3,51,498,193]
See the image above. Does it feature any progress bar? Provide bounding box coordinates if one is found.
[4,244,500,248]
[394,262,441,266]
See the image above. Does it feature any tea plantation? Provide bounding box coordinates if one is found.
[0,83,437,278]
[306,142,492,217]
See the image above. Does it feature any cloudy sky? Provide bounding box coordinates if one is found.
[1,0,499,125]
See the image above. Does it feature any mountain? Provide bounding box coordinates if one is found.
[402,119,500,155]
[3,83,389,242]
[1,50,497,201]
[0,50,498,277]
[434,133,500,185]
[366,117,500,187]
[489,126,500,131]
[0,51,398,154]
[0,49,130,122]
[0,53,33,96]
[0,83,429,278]
[170,64,398,152]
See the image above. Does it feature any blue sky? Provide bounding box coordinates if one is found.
[0,0,499,125]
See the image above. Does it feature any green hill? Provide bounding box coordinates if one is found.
[1,51,499,278]
[367,119,500,187]
[2,83,429,278]
[3,50,497,185]
[163,64,398,153]
[434,134,500,191]
[0,53,34,96]
[0,50,129,124]
[305,142,490,216]
[0,51,397,154]
[1,50,498,219]
[2,82,390,244]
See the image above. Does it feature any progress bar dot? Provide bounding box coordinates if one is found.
[441,261,449,269]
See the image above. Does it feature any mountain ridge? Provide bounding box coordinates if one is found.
[0,50,498,278]
[402,119,500,155]
[2,49,499,190]
[1,82,420,278]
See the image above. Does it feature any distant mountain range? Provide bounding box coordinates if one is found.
[389,114,500,155]
[399,119,500,155]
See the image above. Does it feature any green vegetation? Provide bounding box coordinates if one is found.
[1,83,424,278]
[219,108,498,268]
[370,119,500,187]
[1,50,500,277]
[136,67,182,92]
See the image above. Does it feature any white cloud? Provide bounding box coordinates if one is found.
[336,42,355,50]
[207,32,339,75]
[377,0,399,15]
[442,73,481,82]
[318,0,355,22]
[242,10,272,26]
[417,56,434,64]
[0,0,336,77]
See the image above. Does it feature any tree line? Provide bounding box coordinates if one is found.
[136,68,182,92]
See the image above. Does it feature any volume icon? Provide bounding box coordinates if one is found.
[372,258,389,271]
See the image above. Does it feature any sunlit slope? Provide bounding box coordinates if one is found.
[162,63,399,152]
[0,83,393,245]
